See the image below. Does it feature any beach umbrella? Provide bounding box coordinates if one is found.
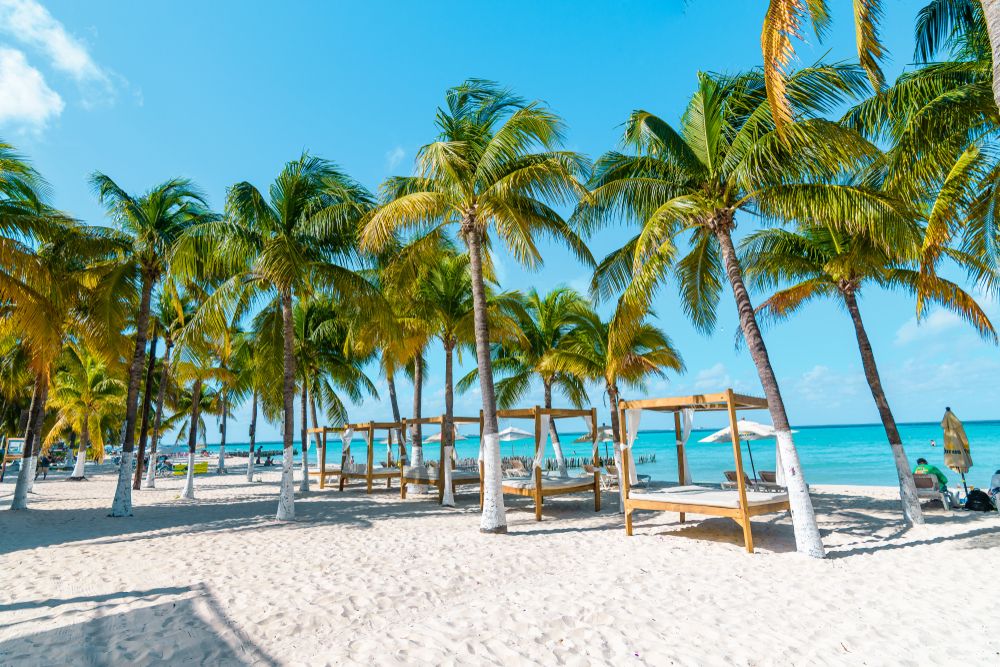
[573,425,614,443]
[424,426,467,444]
[941,407,973,495]
[497,426,532,441]
[699,419,796,483]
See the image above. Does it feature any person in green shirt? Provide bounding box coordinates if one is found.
[914,458,949,490]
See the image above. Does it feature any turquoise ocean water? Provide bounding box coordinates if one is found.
[203,420,1000,490]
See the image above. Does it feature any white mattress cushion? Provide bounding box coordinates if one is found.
[502,476,594,491]
[629,485,788,509]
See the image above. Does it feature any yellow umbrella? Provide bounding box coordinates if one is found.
[941,407,973,494]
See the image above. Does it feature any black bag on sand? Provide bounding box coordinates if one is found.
[964,489,996,512]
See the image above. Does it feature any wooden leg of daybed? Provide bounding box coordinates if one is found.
[386,477,391,490]
[535,492,542,521]
[737,518,754,553]
[594,477,601,512]
[339,474,345,492]
[679,512,686,524]
[401,479,407,499]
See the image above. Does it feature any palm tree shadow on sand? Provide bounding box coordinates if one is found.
[0,583,278,666]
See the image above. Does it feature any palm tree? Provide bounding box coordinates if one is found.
[489,287,590,477]
[90,173,212,516]
[46,342,126,480]
[361,80,593,533]
[550,303,684,450]
[573,67,889,557]
[761,0,886,135]
[742,224,995,526]
[174,154,376,520]
[143,285,192,488]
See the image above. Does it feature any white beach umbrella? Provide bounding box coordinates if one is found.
[497,426,532,441]
[573,425,614,443]
[424,427,467,444]
[699,419,797,483]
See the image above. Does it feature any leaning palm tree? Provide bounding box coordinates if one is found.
[743,223,996,525]
[90,173,213,516]
[573,66,891,557]
[361,79,593,533]
[46,342,126,480]
[173,154,377,520]
[487,287,590,477]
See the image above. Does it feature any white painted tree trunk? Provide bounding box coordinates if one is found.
[180,451,196,500]
[298,445,310,494]
[144,452,156,488]
[110,451,134,516]
[776,430,824,557]
[25,456,38,493]
[71,445,87,479]
[9,456,36,510]
[479,434,505,531]
[551,431,568,478]
[442,446,455,507]
[276,445,295,520]
[411,444,427,494]
[217,445,227,475]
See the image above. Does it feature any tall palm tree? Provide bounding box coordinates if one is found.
[46,342,126,480]
[489,287,590,477]
[573,66,888,557]
[90,173,212,516]
[361,79,593,533]
[549,303,684,449]
[174,154,377,520]
[743,224,995,525]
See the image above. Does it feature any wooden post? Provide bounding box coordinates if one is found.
[339,427,347,492]
[400,421,407,499]
[534,406,542,521]
[620,401,633,536]
[673,411,685,524]
[367,424,374,494]
[591,407,600,512]
[319,429,327,490]
[726,389,754,553]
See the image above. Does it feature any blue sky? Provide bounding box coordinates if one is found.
[2,0,997,441]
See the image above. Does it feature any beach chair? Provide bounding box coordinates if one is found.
[602,466,619,489]
[756,470,784,492]
[721,470,752,490]
[913,473,952,509]
[503,459,529,478]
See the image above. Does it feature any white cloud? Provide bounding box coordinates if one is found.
[0,0,115,112]
[692,362,737,392]
[793,364,864,407]
[385,145,405,171]
[894,309,963,346]
[0,47,63,131]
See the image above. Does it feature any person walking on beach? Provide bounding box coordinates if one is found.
[930,439,937,448]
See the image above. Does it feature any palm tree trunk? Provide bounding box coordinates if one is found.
[606,382,628,512]
[462,225,506,533]
[299,383,310,493]
[181,378,202,500]
[71,420,90,480]
[411,354,426,492]
[842,290,924,525]
[217,391,228,474]
[145,340,172,488]
[442,341,456,506]
[982,1,1000,114]
[543,379,568,477]
[10,375,46,510]
[133,332,159,489]
[246,389,258,483]
[714,226,824,558]
[276,288,297,520]
[387,374,403,465]
[112,274,154,517]
[607,382,621,446]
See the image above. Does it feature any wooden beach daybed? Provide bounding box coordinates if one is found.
[497,406,601,521]
[308,426,343,488]
[313,421,405,493]
[618,389,790,553]
[400,414,484,505]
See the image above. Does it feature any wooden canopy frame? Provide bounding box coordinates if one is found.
[617,389,789,553]
[308,426,345,489]
[400,414,484,505]
[313,422,406,493]
[497,406,601,521]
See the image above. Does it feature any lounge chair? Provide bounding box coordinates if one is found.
[721,470,751,490]
[913,473,953,509]
[756,470,784,492]
[603,466,619,489]
[503,459,529,478]
[585,464,613,491]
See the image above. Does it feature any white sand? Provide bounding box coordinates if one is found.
[2,469,999,665]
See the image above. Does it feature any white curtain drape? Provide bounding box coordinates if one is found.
[582,414,597,459]
[624,408,641,484]
[679,408,694,485]
[340,428,354,472]
[534,415,551,470]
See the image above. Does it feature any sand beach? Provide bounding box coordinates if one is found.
[2,469,998,665]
